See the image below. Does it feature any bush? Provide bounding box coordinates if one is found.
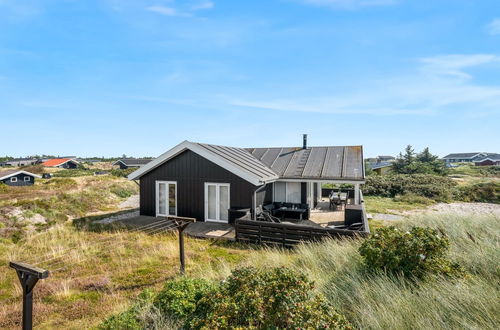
[111,168,136,178]
[455,181,500,203]
[154,277,214,320]
[393,193,435,205]
[98,289,154,330]
[187,267,351,329]
[53,169,95,177]
[364,174,456,202]
[110,184,135,198]
[359,226,464,278]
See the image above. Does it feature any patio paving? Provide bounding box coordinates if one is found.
[309,199,345,227]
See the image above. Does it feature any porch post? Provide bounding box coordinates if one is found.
[354,184,360,204]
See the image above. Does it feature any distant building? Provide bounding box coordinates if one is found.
[113,158,152,169]
[377,155,395,162]
[473,154,500,166]
[0,158,40,167]
[42,158,79,169]
[442,152,498,164]
[0,170,41,186]
[368,162,393,175]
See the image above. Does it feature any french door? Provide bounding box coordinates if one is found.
[156,181,177,217]
[204,183,230,223]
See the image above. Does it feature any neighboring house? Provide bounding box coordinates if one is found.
[442,152,491,163]
[376,155,395,162]
[474,154,500,166]
[368,162,393,175]
[128,138,365,223]
[0,170,41,186]
[113,158,152,169]
[0,158,40,167]
[42,158,79,169]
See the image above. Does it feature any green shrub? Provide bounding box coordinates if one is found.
[111,168,136,178]
[110,185,135,198]
[98,289,154,330]
[187,267,351,329]
[363,174,456,202]
[455,181,500,203]
[359,226,464,278]
[154,277,214,320]
[393,193,435,205]
[53,169,95,177]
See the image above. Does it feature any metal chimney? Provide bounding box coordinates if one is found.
[303,134,307,149]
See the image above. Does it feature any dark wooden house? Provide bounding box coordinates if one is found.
[113,158,152,169]
[42,158,79,169]
[129,138,365,223]
[0,170,41,186]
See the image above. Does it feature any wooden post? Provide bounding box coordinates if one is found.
[172,217,194,275]
[354,184,360,205]
[10,262,49,330]
[178,227,185,274]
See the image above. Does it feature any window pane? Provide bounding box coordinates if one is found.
[208,185,216,219]
[286,182,301,204]
[219,185,229,221]
[168,183,176,215]
[158,183,166,215]
[274,182,286,202]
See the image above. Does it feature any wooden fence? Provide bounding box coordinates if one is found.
[235,219,369,248]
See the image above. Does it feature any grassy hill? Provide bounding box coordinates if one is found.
[0,212,498,329]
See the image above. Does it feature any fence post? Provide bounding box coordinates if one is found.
[10,262,49,330]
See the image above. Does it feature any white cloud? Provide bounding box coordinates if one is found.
[419,54,500,79]
[228,54,500,117]
[191,1,214,10]
[487,18,500,35]
[299,0,398,10]
[146,5,183,16]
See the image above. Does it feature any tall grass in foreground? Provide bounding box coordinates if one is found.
[1,213,498,329]
[190,213,500,330]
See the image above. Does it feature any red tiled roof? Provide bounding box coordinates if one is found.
[42,158,72,167]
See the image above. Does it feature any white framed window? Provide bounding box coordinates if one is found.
[155,181,177,217]
[24,176,31,182]
[273,182,302,204]
[204,183,230,223]
[10,177,17,183]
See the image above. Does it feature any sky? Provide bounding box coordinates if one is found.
[1,0,499,158]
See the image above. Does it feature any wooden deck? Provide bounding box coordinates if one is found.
[184,222,235,240]
[115,215,236,240]
[309,199,345,227]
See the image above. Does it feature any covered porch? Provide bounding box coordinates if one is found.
[254,179,364,229]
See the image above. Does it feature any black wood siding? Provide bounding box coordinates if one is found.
[1,173,35,186]
[139,150,258,221]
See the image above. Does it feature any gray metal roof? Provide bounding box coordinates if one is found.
[195,143,278,180]
[368,162,393,170]
[246,146,364,181]
[443,153,482,159]
[117,158,152,166]
[474,153,500,161]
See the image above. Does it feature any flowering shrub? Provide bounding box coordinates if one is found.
[187,267,351,329]
[359,226,464,278]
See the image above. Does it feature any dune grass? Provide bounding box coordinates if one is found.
[0,212,498,329]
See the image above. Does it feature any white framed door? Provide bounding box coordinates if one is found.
[204,182,230,223]
[156,181,177,217]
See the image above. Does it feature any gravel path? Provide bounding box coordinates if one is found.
[403,202,500,217]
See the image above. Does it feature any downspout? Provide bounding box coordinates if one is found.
[253,182,268,220]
